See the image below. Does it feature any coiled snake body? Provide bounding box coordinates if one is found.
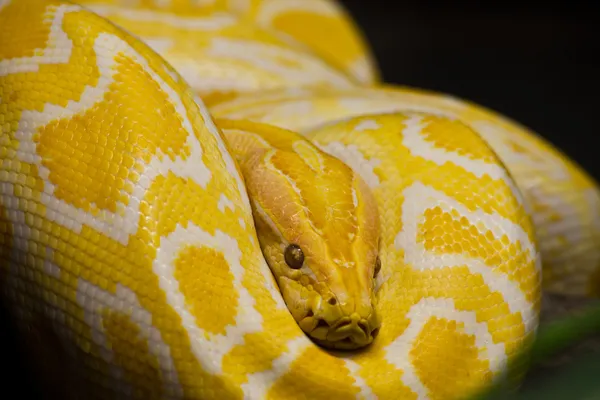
[1,1,599,399]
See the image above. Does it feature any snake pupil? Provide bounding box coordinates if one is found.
[374,257,381,277]
[284,244,304,269]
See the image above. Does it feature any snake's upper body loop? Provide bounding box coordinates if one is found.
[0,1,599,400]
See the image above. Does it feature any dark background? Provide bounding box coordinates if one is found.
[340,0,599,180]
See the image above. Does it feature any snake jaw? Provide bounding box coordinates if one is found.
[279,277,380,349]
[303,315,380,350]
[298,294,380,350]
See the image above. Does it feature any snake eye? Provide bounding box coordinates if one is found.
[374,257,381,277]
[284,244,304,269]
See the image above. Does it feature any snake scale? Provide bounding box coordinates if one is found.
[1,0,599,399]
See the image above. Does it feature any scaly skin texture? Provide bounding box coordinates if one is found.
[211,85,600,297]
[0,1,599,400]
[76,0,378,90]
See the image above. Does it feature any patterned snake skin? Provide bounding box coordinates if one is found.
[1,0,599,399]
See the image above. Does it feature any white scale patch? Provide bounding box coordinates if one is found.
[0,0,10,12]
[211,95,311,126]
[470,120,562,209]
[43,247,61,278]
[343,359,377,400]
[0,178,33,286]
[333,258,355,269]
[395,182,538,334]
[218,193,235,212]
[193,93,252,216]
[87,5,238,30]
[206,38,354,88]
[471,121,571,181]
[256,0,340,26]
[192,0,218,6]
[337,98,403,117]
[349,55,372,85]
[227,0,250,12]
[352,186,358,207]
[177,58,278,93]
[354,119,381,131]
[258,100,316,126]
[143,38,174,54]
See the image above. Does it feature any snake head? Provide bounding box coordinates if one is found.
[238,140,381,350]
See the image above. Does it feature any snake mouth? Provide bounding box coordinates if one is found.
[299,312,380,350]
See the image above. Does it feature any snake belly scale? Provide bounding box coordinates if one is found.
[0,1,599,399]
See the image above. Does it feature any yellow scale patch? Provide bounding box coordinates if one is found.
[221,318,301,387]
[0,0,55,59]
[174,245,238,336]
[420,207,540,308]
[265,10,369,79]
[37,52,190,215]
[234,0,379,85]
[420,115,497,163]
[411,317,492,400]
[266,347,360,400]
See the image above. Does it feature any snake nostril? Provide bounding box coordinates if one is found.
[371,327,380,339]
[315,319,330,330]
[327,296,337,306]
